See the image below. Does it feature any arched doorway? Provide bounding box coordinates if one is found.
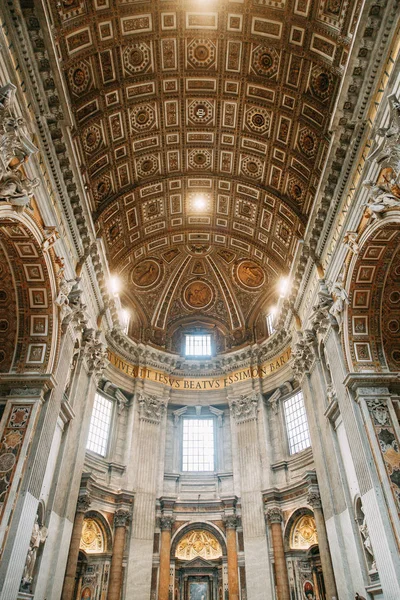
[171,525,227,600]
[76,512,113,600]
[285,509,323,600]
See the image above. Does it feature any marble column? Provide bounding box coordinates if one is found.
[307,490,337,600]
[107,510,130,600]
[265,508,290,600]
[224,516,239,600]
[61,493,91,600]
[158,516,174,600]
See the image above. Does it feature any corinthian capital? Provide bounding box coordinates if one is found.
[76,493,91,513]
[114,510,131,528]
[159,515,175,531]
[138,392,166,424]
[291,330,316,378]
[223,515,239,529]
[307,489,322,509]
[265,507,283,524]
[229,391,259,423]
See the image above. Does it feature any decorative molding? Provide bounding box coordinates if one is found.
[230,392,259,423]
[223,515,239,530]
[159,515,175,531]
[138,392,166,424]
[307,489,322,510]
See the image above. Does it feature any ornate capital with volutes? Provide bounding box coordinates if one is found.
[114,510,131,528]
[265,507,283,524]
[223,514,239,530]
[160,515,175,531]
[307,489,322,510]
[76,493,91,514]
[138,392,166,424]
[230,392,259,423]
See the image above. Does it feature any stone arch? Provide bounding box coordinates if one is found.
[170,521,227,558]
[0,209,59,374]
[344,214,400,372]
[79,510,113,554]
[283,507,316,552]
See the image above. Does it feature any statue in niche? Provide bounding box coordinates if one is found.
[359,507,377,572]
[329,276,349,332]
[20,514,48,592]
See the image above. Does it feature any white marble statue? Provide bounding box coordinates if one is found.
[329,277,349,332]
[21,516,48,591]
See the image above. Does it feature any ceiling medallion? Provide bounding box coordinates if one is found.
[131,259,162,288]
[183,280,214,310]
[236,260,265,289]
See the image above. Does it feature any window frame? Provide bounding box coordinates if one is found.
[184,333,213,358]
[180,416,217,473]
[86,392,114,458]
[266,313,275,337]
[283,390,311,456]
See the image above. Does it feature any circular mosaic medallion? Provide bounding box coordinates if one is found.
[0,452,16,472]
[131,259,161,288]
[183,280,214,309]
[236,260,265,289]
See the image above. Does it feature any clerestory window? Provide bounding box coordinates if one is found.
[87,393,113,457]
[185,334,212,357]
[283,390,311,455]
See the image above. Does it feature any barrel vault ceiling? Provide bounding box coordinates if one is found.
[46,0,360,349]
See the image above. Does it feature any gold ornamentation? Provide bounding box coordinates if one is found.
[80,519,104,553]
[236,260,265,289]
[176,530,222,561]
[291,515,318,550]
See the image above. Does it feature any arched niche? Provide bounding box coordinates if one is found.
[79,511,112,555]
[0,210,58,374]
[171,522,227,559]
[344,215,400,372]
[284,507,317,553]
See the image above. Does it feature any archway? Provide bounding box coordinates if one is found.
[284,508,323,600]
[344,216,400,373]
[76,512,113,600]
[171,524,227,600]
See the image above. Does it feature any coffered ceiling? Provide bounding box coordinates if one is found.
[48,0,360,348]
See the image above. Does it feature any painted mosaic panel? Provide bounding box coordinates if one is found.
[0,405,32,519]
[367,399,400,514]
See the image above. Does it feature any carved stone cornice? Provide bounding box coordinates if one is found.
[76,493,91,514]
[138,392,166,424]
[265,507,283,525]
[229,392,259,423]
[114,510,131,528]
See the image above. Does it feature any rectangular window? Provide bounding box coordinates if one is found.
[284,391,311,455]
[182,418,214,471]
[266,313,275,336]
[87,393,113,457]
[185,334,212,357]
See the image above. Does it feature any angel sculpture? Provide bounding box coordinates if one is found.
[363,180,400,217]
